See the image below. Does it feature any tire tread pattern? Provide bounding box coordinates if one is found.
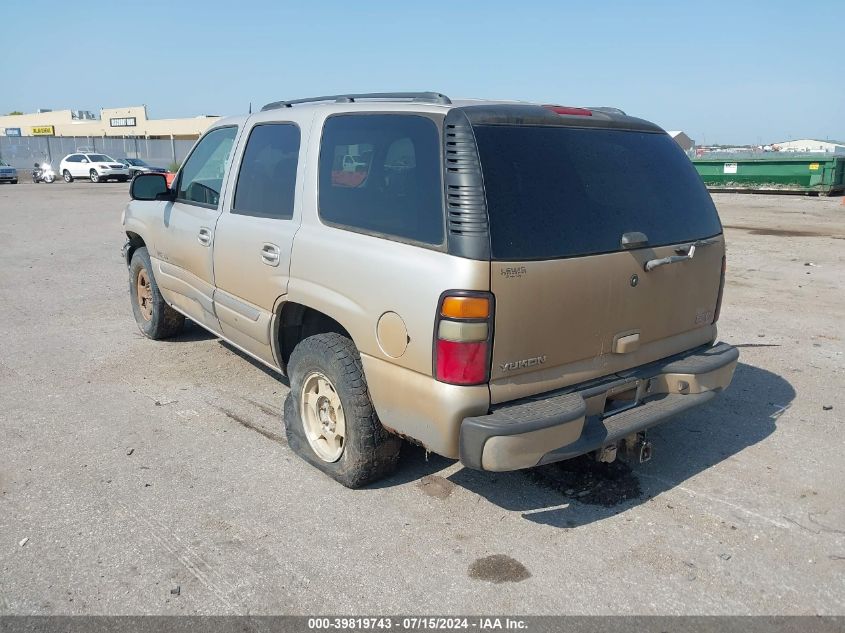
[285,332,401,488]
[129,247,184,339]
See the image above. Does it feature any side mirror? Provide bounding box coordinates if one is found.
[130,173,173,201]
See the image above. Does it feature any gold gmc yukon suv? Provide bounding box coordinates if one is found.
[122,92,738,487]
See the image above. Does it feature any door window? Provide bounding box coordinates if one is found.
[232,123,300,220]
[318,114,443,246]
[177,126,238,208]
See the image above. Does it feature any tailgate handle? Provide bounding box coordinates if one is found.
[621,231,648,249]
[645,244,696,272]
[646,237,718,271]
[613,331,640,354]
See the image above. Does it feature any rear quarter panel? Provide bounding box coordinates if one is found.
[285,106,491,454]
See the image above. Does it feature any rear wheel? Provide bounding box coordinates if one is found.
[63,170,73,183]
[284,332,401,488]
[129,247,184,339]
[89,169,100,183]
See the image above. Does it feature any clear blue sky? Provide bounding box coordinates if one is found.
[4,0,842,144]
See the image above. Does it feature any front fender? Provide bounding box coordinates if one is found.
[122,200,164,264]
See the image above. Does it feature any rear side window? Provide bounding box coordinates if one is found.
[177,126,237,207]
[473,126,722,260]
[318,114,444,246]
[233,123,300,219]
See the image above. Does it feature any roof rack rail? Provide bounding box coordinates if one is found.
[261,92,452,111]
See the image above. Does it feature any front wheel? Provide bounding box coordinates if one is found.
[44,174,55,184]
[89,169,100,183]
[284,332,401,488]
[63,170,73,183]
[128,247,185,339]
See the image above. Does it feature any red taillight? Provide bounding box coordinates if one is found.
[434,292,494,386]
[713,255,726,323]
[436,340,488,385]
[543,105,593,116]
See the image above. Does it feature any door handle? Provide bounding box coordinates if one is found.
[197,227,212,247]
[261,243,281,267]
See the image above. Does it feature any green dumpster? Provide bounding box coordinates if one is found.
[692,155,845,195]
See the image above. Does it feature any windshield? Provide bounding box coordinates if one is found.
[473,125,722,261]
[0,160,9,166]
[87,154,114,162]
[126,158,146,166]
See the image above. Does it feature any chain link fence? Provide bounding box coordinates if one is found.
[0,136,197,170]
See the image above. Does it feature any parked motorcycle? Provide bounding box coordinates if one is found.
[32,162,56,184]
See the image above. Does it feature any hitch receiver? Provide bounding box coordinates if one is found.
[624,432,653,463]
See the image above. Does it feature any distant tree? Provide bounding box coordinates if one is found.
[7,111,23,115]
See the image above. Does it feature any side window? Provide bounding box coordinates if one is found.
[232,123,300,219]
[177,126,238,207]
[318,114,444,246]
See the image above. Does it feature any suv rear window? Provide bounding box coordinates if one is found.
[318,114,444,246]
[473,125,722,260]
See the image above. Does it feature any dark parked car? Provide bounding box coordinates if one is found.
[0,159,18,184]
[118,158,168,179]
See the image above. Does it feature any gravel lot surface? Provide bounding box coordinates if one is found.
[1,182,843,615]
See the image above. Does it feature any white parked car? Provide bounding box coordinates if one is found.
[59,152,129,183]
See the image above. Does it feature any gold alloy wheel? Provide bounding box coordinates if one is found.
[300,371,346,463]
[136,269,154,321]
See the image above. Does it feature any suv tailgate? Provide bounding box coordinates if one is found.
[471,123,725,404]
[490,239,723,403]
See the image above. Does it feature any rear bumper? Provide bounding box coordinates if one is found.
[459,342,739,471]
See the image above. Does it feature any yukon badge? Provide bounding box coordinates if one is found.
[500,355,547,372]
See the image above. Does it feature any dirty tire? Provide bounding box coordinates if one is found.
[128,247,184,339]
[284,333,401,488]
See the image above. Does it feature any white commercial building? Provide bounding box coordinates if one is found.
[772,139,845,154]
[0,105,219,140]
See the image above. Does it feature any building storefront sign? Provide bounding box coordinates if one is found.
[31,126,55,136]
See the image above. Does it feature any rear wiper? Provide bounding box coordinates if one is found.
[644,238,718,272]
